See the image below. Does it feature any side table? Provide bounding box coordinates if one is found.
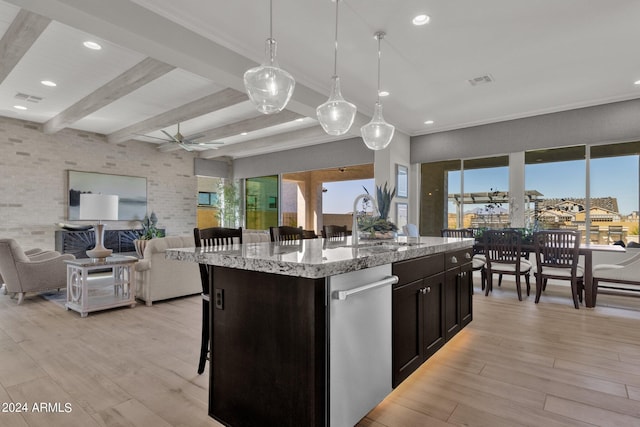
[64,256,138,317]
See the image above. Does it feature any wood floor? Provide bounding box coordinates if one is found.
[0,277,639,427]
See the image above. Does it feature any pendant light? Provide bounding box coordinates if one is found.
[244,0,295,114]
[316,0,356,135]
[361,31,395,150]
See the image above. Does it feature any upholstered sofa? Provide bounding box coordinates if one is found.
[134,230,271,306]
[135,235,201,306]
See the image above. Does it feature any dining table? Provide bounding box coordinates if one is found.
[474,241,626,307]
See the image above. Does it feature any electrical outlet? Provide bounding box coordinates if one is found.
[214,288,224,310]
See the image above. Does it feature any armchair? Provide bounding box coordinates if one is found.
[0,239,75,304]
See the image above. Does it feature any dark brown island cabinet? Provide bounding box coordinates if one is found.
[392,247,473,387]
[167,238,474,427]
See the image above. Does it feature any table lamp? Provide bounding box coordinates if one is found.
[79,193,119,259]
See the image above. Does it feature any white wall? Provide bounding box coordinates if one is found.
[411,98,640,163]
[0,116,198,251]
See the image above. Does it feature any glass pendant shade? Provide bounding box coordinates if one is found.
[361,31,394,150]
[361,102,395,150]
[244,38,295,114]
[317,76,357,135]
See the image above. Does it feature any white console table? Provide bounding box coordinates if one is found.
[65,256,138,317]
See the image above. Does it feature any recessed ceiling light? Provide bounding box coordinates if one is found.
[295,118,304,122]
[13,105,27,110]
[412,14,430,26]
[424,120,434,125]
[240,132,248,136]
[378,90,390,97]
[40,80,56,87]
[635,80,640,86]
[83,41,102,50]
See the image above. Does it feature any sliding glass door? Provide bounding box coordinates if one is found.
[245,175,279,230]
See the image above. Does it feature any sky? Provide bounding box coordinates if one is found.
[323,179,375,213]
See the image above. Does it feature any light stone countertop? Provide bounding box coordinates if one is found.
[166,236,474,279]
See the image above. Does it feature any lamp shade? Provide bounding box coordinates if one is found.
[79,194,119,221]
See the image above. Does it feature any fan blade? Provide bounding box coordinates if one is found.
[162,130,181,143]
[183,139,225,146]
[179,143,194,152]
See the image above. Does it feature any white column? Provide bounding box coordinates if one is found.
[509,152,526,228]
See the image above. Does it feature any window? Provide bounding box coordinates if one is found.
[590,141,640,244]
[525,146,585,231]
[198,192,218,206]
[462,156,509,229]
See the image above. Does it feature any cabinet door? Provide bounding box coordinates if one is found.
[459,262,473,327]
[392,279,423,387]
[444,266,461,340]
[422,272,445,360]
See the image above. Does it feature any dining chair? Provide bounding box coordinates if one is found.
[322,225,348,240]
[269,226,304,243]
[193,226,243,374]
[441,228,486,291]
[483,229,532,301]
[607,225,624,244]
[533,230,584,309]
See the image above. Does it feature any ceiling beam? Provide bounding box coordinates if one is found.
[107,87,248,143]
[156,109,304,153]
[43,57,175,134]
[199,125,348,159]
[0,9,50,84]
[195,110,304,142]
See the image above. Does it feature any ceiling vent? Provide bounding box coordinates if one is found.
[15,92,43,103]
[467,74,494,86]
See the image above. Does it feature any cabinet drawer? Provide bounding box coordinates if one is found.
[393,253,444,287]
[445,248,473,270]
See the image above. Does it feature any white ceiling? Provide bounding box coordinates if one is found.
[2,0,640,159]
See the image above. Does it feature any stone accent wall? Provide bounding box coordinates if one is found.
[0,116,197,251]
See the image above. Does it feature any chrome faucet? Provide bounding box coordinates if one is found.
[352,193,379,246]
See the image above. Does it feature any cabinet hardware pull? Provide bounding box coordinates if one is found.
[450,256,458,264]
[333,275,399,300]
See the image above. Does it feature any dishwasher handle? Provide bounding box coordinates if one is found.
[333,275,399,301]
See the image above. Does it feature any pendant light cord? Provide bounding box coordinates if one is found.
[376,33,382,104]
[269,0,273,40]
[333,0,339,77]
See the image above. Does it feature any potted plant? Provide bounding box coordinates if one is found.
[358,183,398,240]
[134,212,164,257]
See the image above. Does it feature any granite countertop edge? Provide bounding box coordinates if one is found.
[166,238,474,279]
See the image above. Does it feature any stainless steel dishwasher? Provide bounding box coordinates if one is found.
[328,264,398,427]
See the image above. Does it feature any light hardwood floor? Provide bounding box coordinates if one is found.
[1,278,639,427]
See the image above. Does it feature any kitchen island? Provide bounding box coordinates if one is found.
[167,236,474,427]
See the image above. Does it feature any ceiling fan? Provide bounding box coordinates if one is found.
[138,123,224,151]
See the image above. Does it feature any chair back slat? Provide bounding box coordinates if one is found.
[484,230,522,268]
[533,230,580,270]
[441,228,474,238]
[270,226,304,243]
[322,225,348,241]
[194,227,243,294]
